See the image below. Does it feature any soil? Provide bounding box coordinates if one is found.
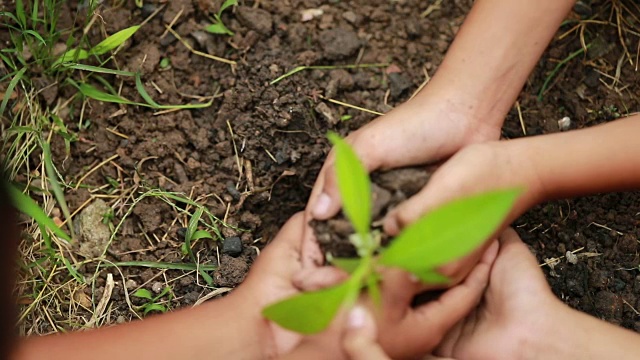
[6,0,640,335]
[312,167,431,258]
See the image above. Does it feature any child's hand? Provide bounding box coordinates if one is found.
[433,228,568,359]
[303,94,502,266]
[290,238,498,359]
[383,141,544,286]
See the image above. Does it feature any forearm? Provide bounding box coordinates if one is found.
[515,116,640,202]
[12,294,269,360]
[419,0,575,128]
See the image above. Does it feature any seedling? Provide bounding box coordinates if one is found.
[262,133,521,334]
[204,0,237,36]
[132,287,172,315]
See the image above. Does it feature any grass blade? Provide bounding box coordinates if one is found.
[63,63,136,76]
[41,140,75,239]
[90,25,140,55]
[78,83,145,106]
[134,73,160,107]
[8,184,72,242]
[0,67,26,117]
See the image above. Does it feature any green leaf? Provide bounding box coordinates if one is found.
[379,188,521,273]
[78,83,143,106]
[41,140,75,240]
[54,49,90,66]
[366,274,381,308]
[412,269,450,285]
[329,257,361,275]
[143,303,167,315]
[90,25,140,55]
[263,281,353,334]
[0,67,26,117]
[154,286,172,301]
[15,0,26,28]
[191,230,213,241]
[62,63,136,76]
[132,288,153,300]
[327,132,371,238]
[219,0,238,14]
[23,30,46,45]
[8,184,72,242]
[135,73,160,107]
[204,22,233,35]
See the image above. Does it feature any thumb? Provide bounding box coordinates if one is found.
[343,306,389,360]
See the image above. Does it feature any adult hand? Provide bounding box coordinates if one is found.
[302,93,502,267]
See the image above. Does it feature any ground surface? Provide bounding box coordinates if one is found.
[2,0,640,336]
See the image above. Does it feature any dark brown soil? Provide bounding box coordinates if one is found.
[312,167,431,258]
[6,0,640,334]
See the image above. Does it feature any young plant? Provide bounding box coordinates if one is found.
[204,0,237,36]
[132,286,172,315]
[262,132,522,334]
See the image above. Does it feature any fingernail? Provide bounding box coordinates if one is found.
[348,306,367,329]
[312,193,331,218]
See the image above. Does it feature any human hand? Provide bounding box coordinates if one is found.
[432,228,563,359]
[302,92,502,267]
[290,239,499,359]
[375,141,544,287]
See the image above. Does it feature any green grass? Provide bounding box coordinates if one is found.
[1,1,230,335]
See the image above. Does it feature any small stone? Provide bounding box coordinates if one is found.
[223,236,243,257]
[75,199,112,258]
[566,251,578,264]
[151,282,164,294]
[315,102,337,125]
[388,73,412,99]
[237,6,273,35]
[117,315,126,324]
[318,29,361,60]
[342,11,359,25]
[558,116,571,131]
[301,8,323,22]
[190,30,210,48]
[125,279,138,290]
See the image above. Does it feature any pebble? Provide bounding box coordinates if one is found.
[237,6,273,35]
[223,236,243,257]
[558,116,571,131]
[125,279,138,290]
[152,282,164,294]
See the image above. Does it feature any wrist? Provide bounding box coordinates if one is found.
[210,291,275,359]
[411,81,503,144]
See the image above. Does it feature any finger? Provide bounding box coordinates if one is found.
[382,242,495,356]
[432,239,493,286]
[496,228,548,285]
[343,306,390,360]
[249,212,307,278]
[307,153,342,220]
[293,266,349,291]
[300,211,325,268]
[378,268,422,321]
[309,128,390,221]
